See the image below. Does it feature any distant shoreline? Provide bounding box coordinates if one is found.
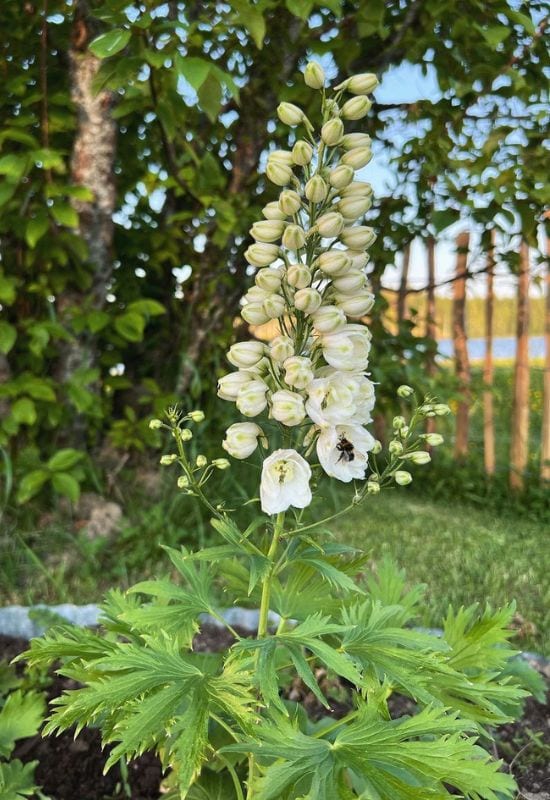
[436,335,545,361]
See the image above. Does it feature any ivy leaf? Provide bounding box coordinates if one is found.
[89,28,131,58]
[51,472,81,504]
[25,214,49,248]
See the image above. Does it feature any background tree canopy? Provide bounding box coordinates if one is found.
[0,0,548,504]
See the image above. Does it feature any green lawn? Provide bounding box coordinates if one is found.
[332,491,549,656]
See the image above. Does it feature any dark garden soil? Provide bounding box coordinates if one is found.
[2,629,549,799]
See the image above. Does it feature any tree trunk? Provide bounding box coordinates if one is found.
[540,229,550,481]
[56,0,116,386]
[425,236,437,438]
[509,241,530,491]
[453,231,470,460]
[397,242,411,324]
[483,230,496,477]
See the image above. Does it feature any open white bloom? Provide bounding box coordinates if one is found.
[236,379,268,417]
[283,356,314,389]
[271,390,306,426]
[223,423,264,459]
[306,370,375,426]
[260,449,312,515]
[321,324,372,371]
[317,424,375,482]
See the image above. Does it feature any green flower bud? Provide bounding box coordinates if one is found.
[337,195,372,220]
[277,102,305,126]
[389,440,403,455]
[316,211,345,238]
[341,146,373,170]
[371,439,382,455]
[340,181,373,197]
[329,164,355,189]
[270,335,294,362]
[340,226,376,250]
[262,201,287,220]
[294,287,323,314]
[269,149,293,166]
[188,410,205,422]
[278,190,302,216]
[347,72,379,95]
[434,403,451,416]
[263,294,286,319]
[160,454,178,465]
[245,243,280,267]
[180,429,193,441]
[394,470,412,486]
[149,418,162,430]
[397,385,414,398]
[250,219,286,243]
[266,161,293,186]
[341,96,372,120]
[177,475,189,488]
[304,61,325,89]
[366,480,380,495]
[406,450,431,465]
[335,292,374,317]
[332,270,366,294]
[422,433,444,446]
[282,224,306,250]
[341,133,372,150]
[212,458,231,470]
[393,415,406,430]
[321,118,344,146]
[286,264,312,288]
[195,455,208,468]
[317,250,352,276]
[256,267,283,292]
[241,302,271,325]
[305,175,329,203]
[292,139,313,166]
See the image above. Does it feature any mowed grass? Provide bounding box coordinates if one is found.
[332,491,550,656]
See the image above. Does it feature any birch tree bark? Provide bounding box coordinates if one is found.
[483,230,496,477]
[509,241,531,491]
[453,232,470,460]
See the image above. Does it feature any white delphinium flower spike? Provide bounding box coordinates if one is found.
[260,449,312,515]
[317,424,376,482]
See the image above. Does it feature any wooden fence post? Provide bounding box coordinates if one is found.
[483,230,496,477]
[509,241,531,491]
[453,231,471,460]
[397,242,411,324]
[541,230,550,482]
[426,236,437,438]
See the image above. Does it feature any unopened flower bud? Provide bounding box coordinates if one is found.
[341,133,372,150]
[371,439,382,455]
[348,250,370,269]
[160,454,178,465]
[250,219,286,243]
[196,455,208,468]
[341,96,372,120]
[406,450,431,465]
[286,264,311,288]
[270,335,294,362]
[262,201,287,220]
[177,475,189,488]
[329,164,354,189]
[263,294,286,319]
[269,149,293,166]
[283,356,314,390]
[292,139,313,166]
[180,429,193,441]
[389,440,403,455]
[212,458,231,470]
[397,385,414,398]
[335,292,374,317]
[304,61,325,89]
[245,243,280,267]
[244,286,269,303]
[277,102,305,126]
[217,370,253,401]
[394,470,412,486]
[399,425,410,438]
[256,267,283,292]
[324,98,340,116]
[337,195,372,220]
[434,403,451,416]
[227,341,266,368]
[282,224,306,250]
[149,418,162,429]
[423,433,444,446]
[341,147,373,170]
[241,302,271,325]
[340,226,376,250]
[312,305,346,333]
[393,415,406,430]
[331,270,366,294]
[316,211,344,238]
[294,287,322,314]
[366,480,380,495]
[321,118,344,146]
[188,410,205,422]
[236,379,268,417]
[278,190,302,216]
[223,422,263,459]
[305,175,329,203]
[266,161,293,186]
[340,181,373,198]
[346,72,379,95]
[317,250,352,276]
[271,390,306,426]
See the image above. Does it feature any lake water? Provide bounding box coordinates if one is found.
[437,336,545,361]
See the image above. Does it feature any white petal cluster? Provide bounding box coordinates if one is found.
[217,65,380,511]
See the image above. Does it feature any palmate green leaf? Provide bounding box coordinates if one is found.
[443,604,517,672]
[0,759,40,800]
[365,558,426,625]
[270,565,344,621]
[0,691,45,758]
[20,624,117,671]
[186,769,235,799]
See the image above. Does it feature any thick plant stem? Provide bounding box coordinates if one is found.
[247,512,286,799]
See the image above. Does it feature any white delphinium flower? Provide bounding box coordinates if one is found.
[317,424,376,482]
[260,449,312,514]
[321,324,372,370]
[306,371,375,427]
[223,423,265,459]
[270,390,306,426]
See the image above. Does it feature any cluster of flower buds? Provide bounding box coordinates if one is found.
[216,64,435,515]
